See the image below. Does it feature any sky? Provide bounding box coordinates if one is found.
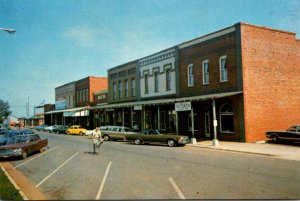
[0,0,300,118]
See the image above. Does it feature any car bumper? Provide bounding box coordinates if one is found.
[0,149,22,158]
[178,137,190,144]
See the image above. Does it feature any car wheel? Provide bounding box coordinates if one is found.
[167,139,176,147]
[103,135,110,141]
[79,131,83,136]
[272,135,279,143]
[40,146,45,153]
[134,139,142,145]
[57,131,60,134]
[67,131,71,135]
[22,150,28,159]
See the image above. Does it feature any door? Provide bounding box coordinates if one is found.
[205,112,210,138]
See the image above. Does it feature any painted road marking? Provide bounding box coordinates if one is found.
[169,177,186,199]
[96,161,112,200]
[36,152,79,188]
[14,146,58,169]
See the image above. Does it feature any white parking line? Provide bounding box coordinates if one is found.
[169,177,186,199]
[96,161,112,200]
[14,146,58,169]
[36,152,79,188]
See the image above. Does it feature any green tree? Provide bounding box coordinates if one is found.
[0,99,12,123]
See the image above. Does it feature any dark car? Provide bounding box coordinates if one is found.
[124,129,190,147]
[266,125,300,143]
[52,125,69,134]
[0,134,48,159]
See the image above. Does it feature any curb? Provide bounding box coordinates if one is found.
[186,144,275,157]
[0,162,48,200]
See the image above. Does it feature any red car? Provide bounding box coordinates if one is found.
[0,134,48,159]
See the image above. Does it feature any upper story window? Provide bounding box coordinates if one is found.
[220,55,228,82]
[188,64,194,87]
[202,60,209,85]
[113,82,117,99]
[131,79,135,97]
[154,71,159,92]
[125,80,129,97]
[166,69,171,91]
[118,81,122,98]
[144,74,149,94]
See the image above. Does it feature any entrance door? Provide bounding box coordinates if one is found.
[205,112,210,138]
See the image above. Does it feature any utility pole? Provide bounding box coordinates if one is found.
[26,96,29,127]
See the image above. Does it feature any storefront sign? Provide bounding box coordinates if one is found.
[175,102,191,111]
[134,105,142,110]
[55,99,66,110]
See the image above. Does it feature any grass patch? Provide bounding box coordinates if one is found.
[0,165,23,200]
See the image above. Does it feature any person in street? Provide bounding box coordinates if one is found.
[92,127,103,155]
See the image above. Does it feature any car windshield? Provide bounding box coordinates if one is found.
[287,126,297,132]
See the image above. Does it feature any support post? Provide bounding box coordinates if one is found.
[190,106,197,144]
[212,99,219,147]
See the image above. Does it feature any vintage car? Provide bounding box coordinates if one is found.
[45,125,62,133]
[124,129,190,147]
[0,134,48,159]
[34,124,49,131]
[101,126,137,141]
[266,125,300,142]
[52,125,69,134]
[66,125,87,135]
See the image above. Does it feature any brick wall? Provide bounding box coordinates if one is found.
[179,32,238,97]
[240,23,300,142]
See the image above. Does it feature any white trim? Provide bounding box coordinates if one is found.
[179,26,235,49]
[202,60,209,85]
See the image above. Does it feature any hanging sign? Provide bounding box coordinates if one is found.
[175,102,191,111]
[134,105,142,110]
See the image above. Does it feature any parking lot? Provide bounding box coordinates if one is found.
[2,131,300,199]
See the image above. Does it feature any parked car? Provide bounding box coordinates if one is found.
[124,129,190,147]
[266,125,300,143]
[45,125,61,133]
[0,134,48,159]
[85,129,95,137]
[66,125,87,135]
[34,124,49,131]
[52,125,69,134]
[101,126,137,141]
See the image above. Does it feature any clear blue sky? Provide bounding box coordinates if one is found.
[1,0,299,117]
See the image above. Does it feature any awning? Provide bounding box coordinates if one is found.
[44,106,90,115]
[91,91,243,110]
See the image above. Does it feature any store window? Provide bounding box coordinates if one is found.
[219,103,234,133]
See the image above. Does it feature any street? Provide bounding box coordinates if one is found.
[5,131,300,199]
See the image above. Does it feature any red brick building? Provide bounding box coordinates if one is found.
[177,22,300,142]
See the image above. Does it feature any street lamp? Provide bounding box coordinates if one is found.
[0,28,16,34]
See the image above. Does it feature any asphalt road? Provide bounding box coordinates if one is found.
[6,131,300,199]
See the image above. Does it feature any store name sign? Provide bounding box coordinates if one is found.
[175,102,191,111]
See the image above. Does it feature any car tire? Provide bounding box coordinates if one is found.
[272,135,279,143]
[167,139,176,147]
[134,139,142,145]
[67,131,71,135]
[40,146,45,153]
[22,150,28,159]
[79,131,83,136]
[103,135,110,141]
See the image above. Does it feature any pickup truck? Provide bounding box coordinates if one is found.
[124,129,190,147]
[0,134,48,159]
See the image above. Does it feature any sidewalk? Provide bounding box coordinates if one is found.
[186,139,300,161]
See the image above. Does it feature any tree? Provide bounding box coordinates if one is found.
[0,99,12,123]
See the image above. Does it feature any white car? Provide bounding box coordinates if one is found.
[85,129,95,137]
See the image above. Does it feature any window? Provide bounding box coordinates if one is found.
[113,82,117,99]
[166,69,171,91]
[86,89,89,102]
[144,74,149,94]
[188,64,194,87]
[83,89,85,102]
[131,79,135,97]
[220,56,228,82]
[154,71,159,92]
[118,81,122,98]
[202,60,209,84]
[125,80,129,97]
[220,103,234,133]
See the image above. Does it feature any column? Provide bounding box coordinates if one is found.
[157,105,161,130]
[190,107,197,144]
[212,98,219,147]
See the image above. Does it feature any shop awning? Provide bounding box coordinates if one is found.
[91,91,243,110]
[44,106,90,115]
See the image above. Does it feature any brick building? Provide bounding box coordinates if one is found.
[94,22,300,142]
